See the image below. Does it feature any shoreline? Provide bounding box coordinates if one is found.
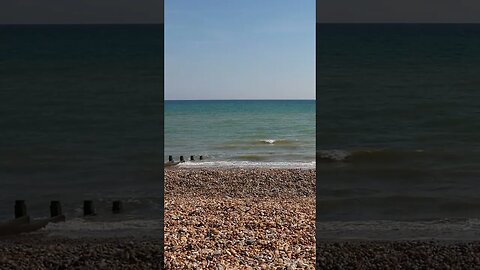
[165,165,316,169]
[4,167,479,268]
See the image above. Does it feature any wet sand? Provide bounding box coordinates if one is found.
[164,168,316,269]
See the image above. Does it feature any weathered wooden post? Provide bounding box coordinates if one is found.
[50,201,62,217]
[112,200,123,214]
[168,155,173,162]
[83,200,95,216]
[15,200,27,218]
[190,155,194,161]
[180,156,185,162]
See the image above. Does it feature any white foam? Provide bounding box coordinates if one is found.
[177,160,315,169]
[318,149,351,161]
[318,219,480,240]
[261,139,277,144]
[41,218,162,238]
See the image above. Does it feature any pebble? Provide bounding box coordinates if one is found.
[164,168,316,269]
[0,168,316,269]
[317,241,480,269]
[0,236,163,269]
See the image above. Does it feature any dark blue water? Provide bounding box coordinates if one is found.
[0,25,163,223]
[317,24,480,238]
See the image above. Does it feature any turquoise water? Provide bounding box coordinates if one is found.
[165,100,315,168]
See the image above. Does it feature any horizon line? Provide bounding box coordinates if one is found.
[317,22,480,24]
[2,22,480,26]
[165,98,315,101]
[0,23,163,26]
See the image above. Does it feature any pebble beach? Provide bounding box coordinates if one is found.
[2,167,480,269]
[317,240,480,269]
[0,235,163,269]
[0,168,315,270]
[164,168,316,269]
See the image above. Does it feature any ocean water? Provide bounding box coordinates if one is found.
[0,24,163,233]
[164,100,315,168]
[317,24,480,239]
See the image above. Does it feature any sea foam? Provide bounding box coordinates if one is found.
[41,218,162,239]
[177,160,315,169]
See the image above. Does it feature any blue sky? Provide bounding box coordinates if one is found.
[165,0,315,100]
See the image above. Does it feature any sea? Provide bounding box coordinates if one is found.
[0,24,163,238]
[4,23,479,241]
[317,24,480,240]
[165,100,315,169]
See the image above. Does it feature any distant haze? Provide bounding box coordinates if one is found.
[165,0,315,100]
[0,0,163,24]
[318,0,480,23]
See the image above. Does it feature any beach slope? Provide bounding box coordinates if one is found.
[164,168,316,269]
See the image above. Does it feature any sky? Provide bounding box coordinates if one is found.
[318,0,480,23]
[0,0,163,24]
[165,0,315,100]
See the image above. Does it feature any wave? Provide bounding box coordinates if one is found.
[235,155,269,161]
[40,218,162,239]
[317,218,480,240]
[177,160,315,169]
[318,148,426,162]
[318,195,480,208]
[258,139,296,145]
[318,196,458,208]
[215,139,298,150]
[317,195,480,223]
[318,149,351,161]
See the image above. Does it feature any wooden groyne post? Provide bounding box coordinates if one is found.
[48,201,66,222]
[165,154,204,166]
[50,201,62,217]
[83,200,95,216]
[15,200,27,218]
[112,200,123,214]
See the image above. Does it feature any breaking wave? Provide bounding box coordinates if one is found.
[318,149,427,162]
[41,218,162,239]
[176,160,315,169]
[258,139,294,145]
